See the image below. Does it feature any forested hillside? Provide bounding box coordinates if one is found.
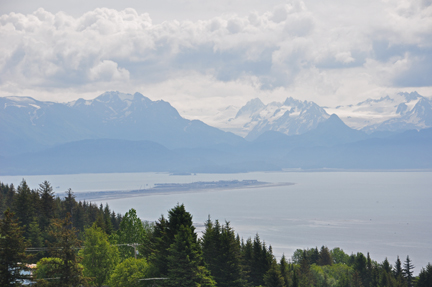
[1,180,431,287]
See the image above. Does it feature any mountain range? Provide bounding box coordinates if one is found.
[212,91,432,139]
[1,91,431,175]
[0,91,243,157]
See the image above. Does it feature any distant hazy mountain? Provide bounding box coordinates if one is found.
[326,91,432,133]
[280,127,432,169]
[0,91,243,156]
[214,97,330,140]
[2,91,431,175]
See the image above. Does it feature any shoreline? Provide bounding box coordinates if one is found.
[74,180,295,201]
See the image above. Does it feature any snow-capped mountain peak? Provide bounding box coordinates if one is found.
[326,91,432,133]
[210,96,330,139]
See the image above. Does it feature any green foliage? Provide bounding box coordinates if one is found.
[108,257,151,287]
[318,246,333,266]
[292,249,304,264]
[38,181,55,231]
[403,255,414,287]
[264,260,285,287]
[116,208,148,260]
[33,257,63,279]
[201,218,243,287]
[0,209,29,286]
[330,248,350,265]
[417,263,432,287]
[47,214,84,287]
[166,224,215,287]
[81,224,119,286]
[13,180,36,237]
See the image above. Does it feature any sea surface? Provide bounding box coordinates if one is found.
[2,171,431,273]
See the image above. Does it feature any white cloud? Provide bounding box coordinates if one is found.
[0,0,431,120]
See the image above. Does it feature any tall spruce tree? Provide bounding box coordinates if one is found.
[13,180,35,237]
[403,255,414,287]
[0,209,29,286]
[201,218,243,287]
[38,181,55,231]
[47,213,84,287]
[417,263,432,287]
[318,246,332,266]
[166,224,215,287]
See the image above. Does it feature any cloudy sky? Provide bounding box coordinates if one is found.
[1,0,431,120]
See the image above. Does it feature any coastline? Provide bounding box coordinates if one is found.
[74,180,295,201]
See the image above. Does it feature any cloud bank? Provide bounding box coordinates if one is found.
[0,0,431,119]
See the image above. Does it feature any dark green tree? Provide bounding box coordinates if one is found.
[264,259,285,287]
[318,246,332,266]
[403,256,414,287]
[309,247,319,265]
[166,224,215,287]
[47,213,84,287]
[201,218,243,287]
[416,263,432,287]
[298,250,314,286]
[13,180,35,237]
[0,209,29,286]
[38,181,55,231]
[279,254,290,287]
[394,255,405,285]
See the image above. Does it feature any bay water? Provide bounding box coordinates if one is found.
[2,171,431,273]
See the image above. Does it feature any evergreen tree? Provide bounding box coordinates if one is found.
[279,254,290,287]
[353,252,367,286]
[166,225,215,287]
[103,204,114,235]
[251,234,266,286]
[382,258,391,273]
[13,180,35,237]
[63,189,76,220]
[403,256,414,287]
[264,259,285,287]
[416,263,432,287]
[38,181,55,231]
[309,247,319,265]
[240,237,253,284]
[0,209,29,286]
[47,213,84,287]
[365,252,372,287]
[298,250,314,286]
[394,255,405,285]
[202,218,243,287]
[394,256,403,277]
[318,246,332,266]
[150,215,169,275]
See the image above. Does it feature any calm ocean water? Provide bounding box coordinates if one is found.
[2,171,431,273]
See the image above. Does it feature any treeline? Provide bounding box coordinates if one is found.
[1,180,432,287]
[0,180,123,242]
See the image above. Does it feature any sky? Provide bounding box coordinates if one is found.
[1,0,431,120]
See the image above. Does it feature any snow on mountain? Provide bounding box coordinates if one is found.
[326,92,432,133]
[213,97,330,139]
[0,91,244,156]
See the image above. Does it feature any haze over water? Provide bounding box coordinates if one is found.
[2,171,431,273]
